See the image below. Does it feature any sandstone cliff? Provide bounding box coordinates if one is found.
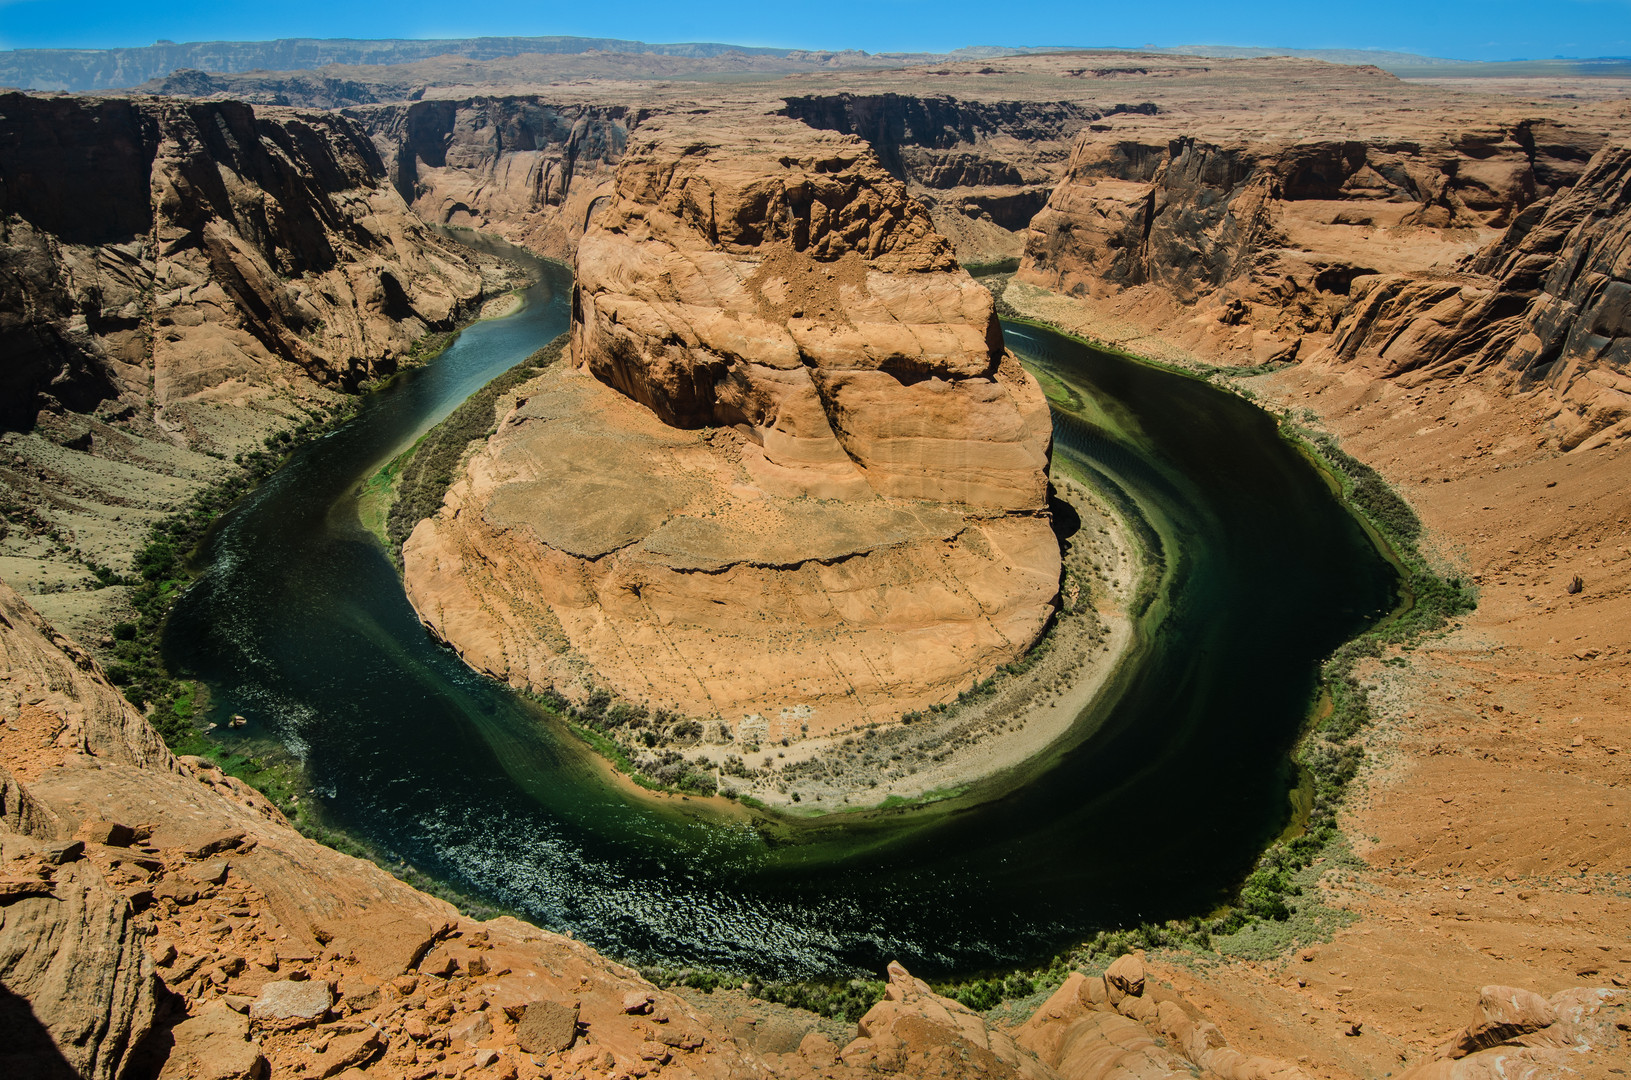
[0,91,517,640]
[403,121,1058,732]
[1020,120,1630,450]
[1019,119,1604,359]
[780,93,1113,260]
[355,98,631,262]
[1315,142,1631,450]
[0,93,495,432]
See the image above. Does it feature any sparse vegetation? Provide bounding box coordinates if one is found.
[377,335,567,559]
[109,399,361,727]
[640,966,889,1024]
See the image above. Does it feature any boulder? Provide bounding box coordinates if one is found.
[448,1010,494,1046]
[1106,954,1146,998]
[157,1004,267,1080]
[515,1000,580,1055]
[76,820,135,847]
[248,980,332,1025]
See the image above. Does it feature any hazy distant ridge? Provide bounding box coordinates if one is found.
[0,35,921,91]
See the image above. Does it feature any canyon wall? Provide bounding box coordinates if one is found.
[780,93,1110,241]
[0,93,495,432]
[403,120,1059,731]
[1017,117,1631,447]
[1318,142,1631,450]
[355,98,632,261]
[782,91,1125,265]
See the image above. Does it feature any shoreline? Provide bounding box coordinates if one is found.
[681,471,1144,815]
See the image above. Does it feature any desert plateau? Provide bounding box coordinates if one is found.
[1,15,1629,1080]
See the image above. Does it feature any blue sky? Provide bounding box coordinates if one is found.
[1,0,1628,61]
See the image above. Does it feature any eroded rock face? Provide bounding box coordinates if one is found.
[1018,119,1631,449]
[0,92,493,430]
[356,97,631,262]
[1023,124,1596,318]
[1317,144,1631,450]
[405,122,1058,730]
[0,765,157,1080]
[572,120,1050,507]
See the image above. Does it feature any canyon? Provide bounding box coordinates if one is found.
[0,45,1628,1080]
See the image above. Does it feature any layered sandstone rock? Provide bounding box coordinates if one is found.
[0,92,496,431]
[1315,143,1631,450]
[780,93,1108,262]
[1018,110,1631,449]
[357,97,631,261]
[1020,122,1603,359]
[404,122,1058,730]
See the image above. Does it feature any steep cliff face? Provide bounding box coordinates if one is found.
[782,92,1117,261]
[570,119,1047,507]
[0,92,493,432]
[404,121,1058,730]
[1019,119,1605,364]
[1318,143,1631,450]
[355,98,631,261]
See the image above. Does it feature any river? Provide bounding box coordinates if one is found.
[162,260,1396,978]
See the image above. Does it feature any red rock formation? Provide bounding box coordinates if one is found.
[0,93,496,431]
[356,98,631,262]
[404,121,1059,731]
[1316,143,1631,450]
[1019,120,1604,365]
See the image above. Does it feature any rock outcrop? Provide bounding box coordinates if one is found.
[1017,110,1631,449]
[1315,143,1631,450]
[1021,121,1600,345]
[355,98,631,261]
[781,93,1109,255]
[0,576,764,1080]
[1396,984,1626,1080]
[0,92,496,432]
[404,121,1057,731]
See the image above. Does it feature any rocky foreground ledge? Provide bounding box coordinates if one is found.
[403,119,1061,735]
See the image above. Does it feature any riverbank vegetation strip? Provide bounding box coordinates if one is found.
[370,335,568,561]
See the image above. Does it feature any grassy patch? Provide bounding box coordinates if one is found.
[640,966,889,1024]
[525,687,723,798]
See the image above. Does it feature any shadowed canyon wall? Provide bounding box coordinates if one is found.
[355,98,632,261]
[0,93,492,432]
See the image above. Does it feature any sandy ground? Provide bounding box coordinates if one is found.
[681,474,1141,813]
